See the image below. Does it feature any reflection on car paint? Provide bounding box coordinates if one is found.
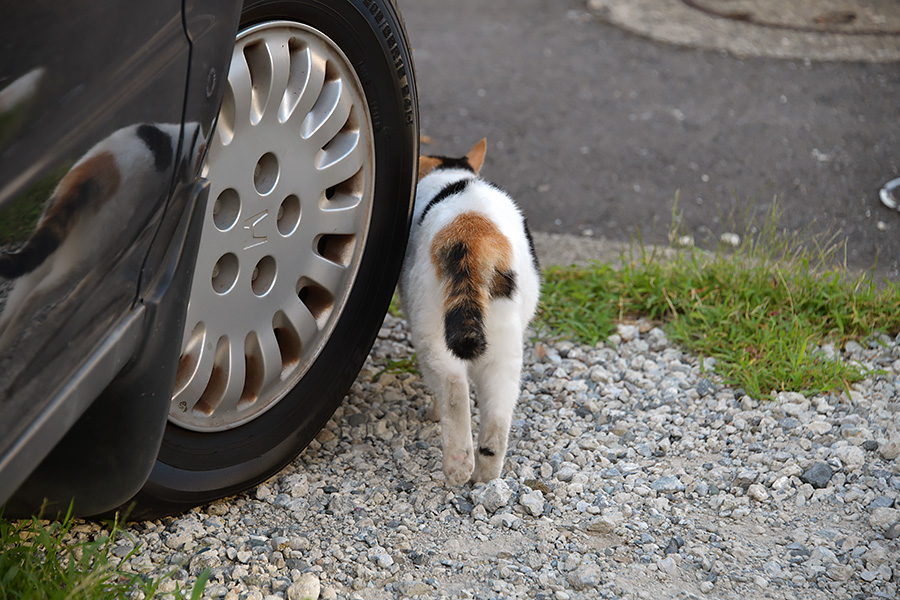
[0,68,45,149]
[0,123,204,352]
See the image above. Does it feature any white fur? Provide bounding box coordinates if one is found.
[399,167,539,485]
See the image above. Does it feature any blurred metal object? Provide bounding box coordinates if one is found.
[879,176,900,211]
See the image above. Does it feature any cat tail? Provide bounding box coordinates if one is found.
[0,151,120,279]
[431,212,516,361]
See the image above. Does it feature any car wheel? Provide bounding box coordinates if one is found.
[129,0,417,518]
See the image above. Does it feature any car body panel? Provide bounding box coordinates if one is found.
[0,0,241,512]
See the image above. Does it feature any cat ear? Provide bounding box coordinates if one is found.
[466,138,487,174]
[418,156,441,181]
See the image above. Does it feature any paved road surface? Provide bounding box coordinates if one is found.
[402,0,900,278]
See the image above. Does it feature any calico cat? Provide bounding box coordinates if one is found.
[0,122,203,349]
[400,139,540,485]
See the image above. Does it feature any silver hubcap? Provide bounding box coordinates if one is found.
[170,21,374,431]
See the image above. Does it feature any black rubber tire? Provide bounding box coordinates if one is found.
[126,0,417,519]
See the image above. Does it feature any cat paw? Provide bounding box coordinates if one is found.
[473,455,503,483]
[443,450,474,486]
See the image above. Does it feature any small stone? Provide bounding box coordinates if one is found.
[617,324,639,342]
[762,561,782,578]
[112,542,134,558]
[733,468,759,488]
[860,570,879,582]
[664,536,684,555]
[885,522,900,539]
[519,490,545,516]
[779,417,800,430]
[833,445,865,471]
[869,507,900,530]
[864,542,888,567]
[489,512,522,530]
[452,496,474,515]
[700,581,714,593]
[806,421,832,436]
[651,476,685,493]
[696,379,716,397]
[870,495,894,509]
[471,504,488,521]
[801,462,833,489]
[647,327,668,350]
[585,516,617,534]
[566,564,602,590]
[371,552,394,569]
[189,548,219,573]
[327,494,355,515]
[720,232,740,247]
[470,479,513,513]
[748,484,769,502]
[287,573,320,600]
[659,557,676,574]
[879,430,900,460]
[826,565,853,581]
[555,464,579,482]
[346,412,367,427]
[255,484,273,500]
[810,546,838,564]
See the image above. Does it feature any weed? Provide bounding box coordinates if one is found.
[537,201,900,398]
[0,506,207,600]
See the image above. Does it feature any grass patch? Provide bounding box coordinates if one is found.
[372,355,419,381]
[0,507,207,600]
[0,162,71,246]
[537,203,900,399]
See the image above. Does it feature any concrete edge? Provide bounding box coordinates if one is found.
[587,0,900,62]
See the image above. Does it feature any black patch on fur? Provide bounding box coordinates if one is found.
[439,241,487,360]
[0,178,96,279]
[478,447,496,457]
[0,228,60,279]
[523,217,540,272]
[444,241,469,291]
[418,179,470,224]
[444,300,487,360]
[137,124,174,172]
[434,155,476,173]
[490,269,517,299]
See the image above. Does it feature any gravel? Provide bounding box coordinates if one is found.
[61,316,899,599]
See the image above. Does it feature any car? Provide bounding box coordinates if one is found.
[0,0,418,519]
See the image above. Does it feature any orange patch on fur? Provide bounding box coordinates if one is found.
[430,212,512,279]
[47,151,122,219]
[418,156,442,181]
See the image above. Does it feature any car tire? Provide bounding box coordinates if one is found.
[127,0,417,519]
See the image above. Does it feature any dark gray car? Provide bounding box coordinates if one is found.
[0,0,418,519]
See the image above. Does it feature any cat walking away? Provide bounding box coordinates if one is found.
[400,139,540,485]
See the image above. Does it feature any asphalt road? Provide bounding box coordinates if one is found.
[401,0,900,279]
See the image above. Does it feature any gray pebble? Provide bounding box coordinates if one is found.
[470,479,513,513]
[696,378,716,397]
[651,476,685,493]
[801,462,834,488]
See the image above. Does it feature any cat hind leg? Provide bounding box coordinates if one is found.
[471,358,522,483]
[421,359,474,485]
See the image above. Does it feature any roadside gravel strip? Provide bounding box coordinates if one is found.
[73,318,899,599]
